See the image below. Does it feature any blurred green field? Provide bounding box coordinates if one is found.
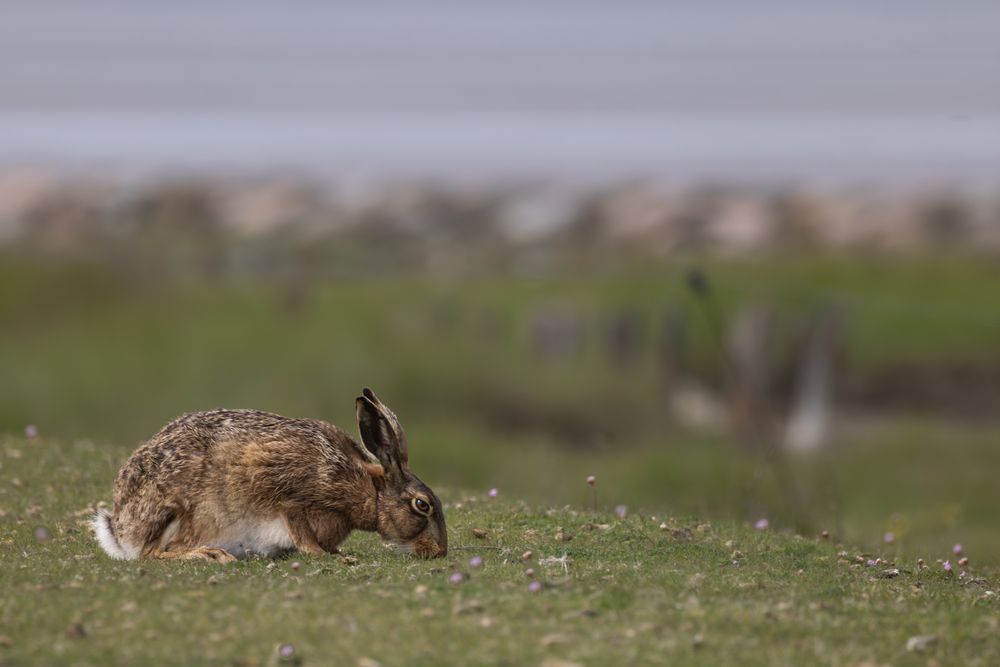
[2,251,999,563]
[3,251,998,436]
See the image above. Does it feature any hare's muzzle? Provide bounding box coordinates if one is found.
[411,519,447,558]
[412,536,447,559]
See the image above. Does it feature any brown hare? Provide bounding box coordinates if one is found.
[91,388,447,562]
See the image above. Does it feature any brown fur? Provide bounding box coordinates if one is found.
[94,389,447,562]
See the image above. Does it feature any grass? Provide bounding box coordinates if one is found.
[409,417,1000,566]
[2,251,999,444]
[1,435,998,666]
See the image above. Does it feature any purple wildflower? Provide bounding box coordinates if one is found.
[25,424,38,439]
[883,532,895,544]
[469,556,483,569]
[278,644,295,659]
[866,559,876,567]
[448,572,465,584]
[755,518,769,530]
[615,505,628,519]
[528,580,542,593]
[488,488,498,499]
[943,560,953,573]
[952,544,963,555]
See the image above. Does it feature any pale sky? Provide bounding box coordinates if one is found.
[2,1,999,183]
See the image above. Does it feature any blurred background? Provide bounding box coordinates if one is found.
[2,1,999,562]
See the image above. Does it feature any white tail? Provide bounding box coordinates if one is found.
[91,508,131,560]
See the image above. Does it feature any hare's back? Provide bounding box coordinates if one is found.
[150,408,356,454]
[115,409,361,500]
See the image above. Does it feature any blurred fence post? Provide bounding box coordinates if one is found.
[658,303,688,389]
[725,304,774,446]
[785,305,845,452]
[605,308,643,366]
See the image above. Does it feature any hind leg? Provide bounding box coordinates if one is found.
[113,458,236,563]
[125,507,236,564]
[140,524,238,564]
[152,512,237,563]
[152,546,237,563]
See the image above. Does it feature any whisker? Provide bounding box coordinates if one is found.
[448,545,504,551]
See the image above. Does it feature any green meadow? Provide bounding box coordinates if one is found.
[0,432,997,666]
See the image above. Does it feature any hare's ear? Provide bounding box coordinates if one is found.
[356,388,407,486]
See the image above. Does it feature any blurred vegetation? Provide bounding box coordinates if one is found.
[2,249,999,562]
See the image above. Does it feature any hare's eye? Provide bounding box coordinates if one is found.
[411,497,431,515]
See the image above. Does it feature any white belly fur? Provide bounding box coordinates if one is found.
[209,516,295,559]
